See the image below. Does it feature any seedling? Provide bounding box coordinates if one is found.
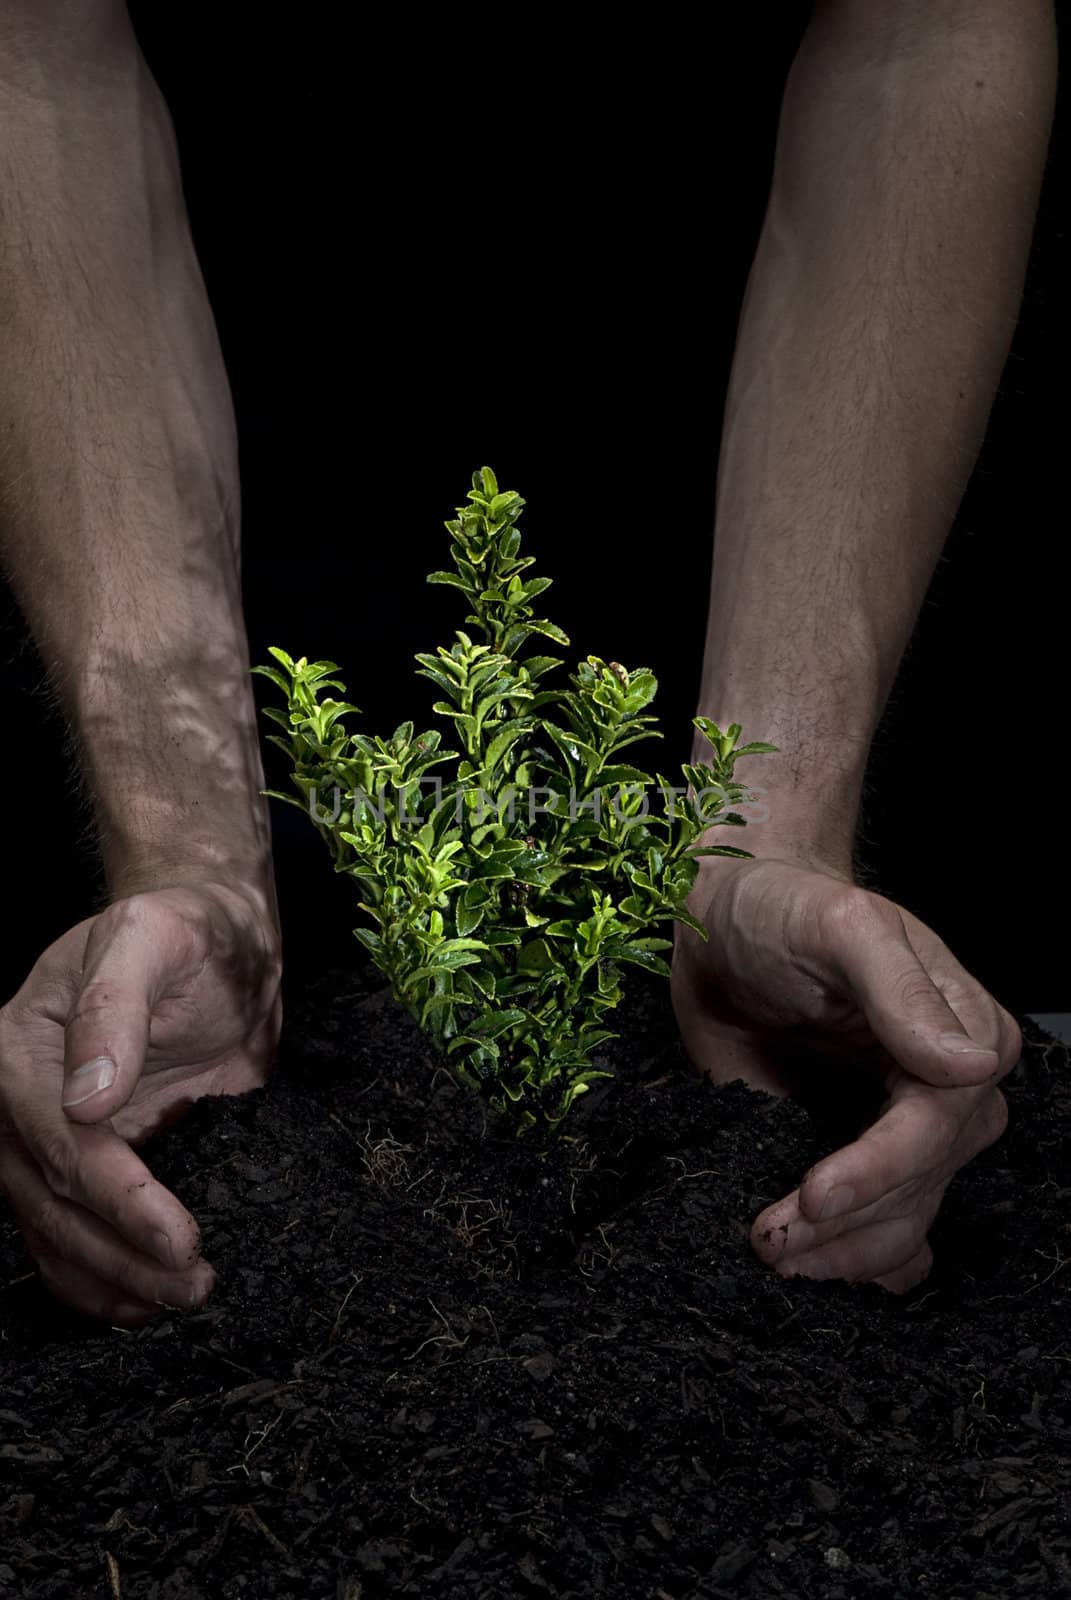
[254,468,774,1130]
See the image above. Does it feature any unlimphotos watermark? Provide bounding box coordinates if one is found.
[302,779,771,829]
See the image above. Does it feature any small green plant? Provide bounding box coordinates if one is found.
[254,468,774,1131]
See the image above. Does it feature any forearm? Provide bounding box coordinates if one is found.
[0,7,274,914]
[698,0,1056,871]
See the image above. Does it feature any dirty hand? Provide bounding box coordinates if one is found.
[0,883,281,1324]
[671,854,1020,1293]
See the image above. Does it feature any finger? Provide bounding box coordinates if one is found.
[898,907,1023,1080]
[824,893,1003,1086]
[797,1083,1006,1225]
[37,1255,169,1327]
[913,975,1022,1086]
[61,896,201,1123]
[1,1132,215,1307]
[771,1211,931,1286]
[1,1070,205,1272]
[875,1242,934,1295]
[1,977,204,1274]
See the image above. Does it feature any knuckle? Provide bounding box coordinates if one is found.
[817,885,889,944]
[95,892,203,967]
[67,979,121,1026]
[30,1191,69,1248]
[894,972,945,1013]
[924,1100,963,1156]
[108,1254,154,1303]
[34,1131,77,1199]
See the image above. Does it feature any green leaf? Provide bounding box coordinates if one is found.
[686,845,754,859]
[261,788,308,811]
[261,705,294,729]
[353,927,384,958]
[449,1007,527,1045]
[527,619,570,645]
[456,901,484,937]
[427,571,475,593]
[670,906,707,937]
[521,655,562,681]
[608,945,671,976]
[397,952,483,994]
[692,715,724,745]
[592,765,652,788]
[251,665,293,695]
[481,718,530,775]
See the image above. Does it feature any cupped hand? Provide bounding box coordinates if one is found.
[0,882,281,1324]
[671,854,1020,1292]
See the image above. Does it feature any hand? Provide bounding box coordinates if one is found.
[671,852,1020,1292]
[0,881,282,1324]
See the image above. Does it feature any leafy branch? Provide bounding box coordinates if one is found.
[253,467,775,1131]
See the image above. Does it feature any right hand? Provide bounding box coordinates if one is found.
[0,881,281,1324]
[672,852,1020,1290]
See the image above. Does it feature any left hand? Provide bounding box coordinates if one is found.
[671,852,1020,1292]
[0,881,281,1324]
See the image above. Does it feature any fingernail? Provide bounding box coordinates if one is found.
[151,1229,177,1270]
[819,1185,856,1221]
[938,1033,999,1057]
[62,1056,117,1107]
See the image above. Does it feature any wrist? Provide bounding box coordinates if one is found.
[106,865,280,940]
[69,630,277,920]
[692,814,856,886]
[690,727,863,886]
[96,780,276,924]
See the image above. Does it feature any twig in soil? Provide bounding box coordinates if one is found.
[665,1156,723,1181]
[577,1224,617,1278]
[329,1273,363,1346]
[269,1218,303,1244]
[238,1505,295,1563]
[475,1302,501,1347]
[341,1118,417,1188]
[1,1272,34,1292]
[407,1298,470,1361]
[103,1508,158,1546]
[227,1412,283,1478]
[104,1552,121,1599]
[422,1181,518,1276]
[191,1345,259,1379]
[1025,1246,1071,1294]
[410,1484,434,1515]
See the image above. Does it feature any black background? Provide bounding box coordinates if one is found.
[1,6,1065,1010]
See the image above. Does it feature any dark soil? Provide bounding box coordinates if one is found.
[2,964,1070,1600]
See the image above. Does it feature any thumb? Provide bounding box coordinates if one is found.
[829,898,1001,1087]
[61,906,169,1122]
